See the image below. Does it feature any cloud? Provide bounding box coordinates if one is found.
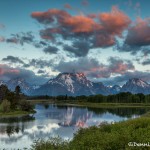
[2,56,54,71]
[31,9,71,25]
[0,64,47,85]
[0,36,5,42]
[0,64,20,76]
[31,6,131,57]
[6,32,52,52]
[54,57,135,79]
[64,4,72,9]
[102,71,150,85]
[142,59,150,65]
[54,57,100,73]
[2,56,25,64]
[87,57,135,79]
[37,70,46,74]
[117,18,150,54]
[6,37,19,44]
[125,18,150,47]
[63,41,91,57]
[24,59,53,68]
[99,6,131,36]
[108,57,135,74]
[6,32,34,45]
[43,46,59,54]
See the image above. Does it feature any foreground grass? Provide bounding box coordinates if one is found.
[32,115,150,150]
[0,110,36,117]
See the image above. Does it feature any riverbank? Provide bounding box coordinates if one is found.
[0,110,36,118]
[32,112,150,150]
[28,99,150,108]
[30,100,150,150]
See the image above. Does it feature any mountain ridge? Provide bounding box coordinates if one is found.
[0,72,150,96]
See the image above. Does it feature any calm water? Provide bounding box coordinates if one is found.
[0,104,149,149]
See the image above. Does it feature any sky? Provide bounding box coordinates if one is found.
[0,0,150,86]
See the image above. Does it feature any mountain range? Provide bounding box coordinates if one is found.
[0,72,150,96]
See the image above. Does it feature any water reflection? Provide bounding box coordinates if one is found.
[0,104,149,149]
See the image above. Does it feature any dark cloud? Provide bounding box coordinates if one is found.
[117,18,150,54]
[102,71,150,85]
[64,41,91,57]
[108,57,135,74]
[2,56,25,64]
[39,41,48,46]
[24,59,53,68]
[6,32,51,50]
[37,69,46,74]
[142,59,150,65]
[20,32,34,45]
[43,46,59,54]
[125,18,150,47]
[0,64,47,85]
[54,57,100,73]
[2,56,54,70]
[54,57,135,79]
[87,57,135,79]
[6,32,34,45]
[6,37,19,44]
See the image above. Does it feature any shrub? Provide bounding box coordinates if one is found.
[19,100,34,111]
[31,137,70,150]
[0,99,11,113]
[31,117,150,150]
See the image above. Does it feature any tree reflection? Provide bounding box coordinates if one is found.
[6,125,15,137]
[0,115,35,137]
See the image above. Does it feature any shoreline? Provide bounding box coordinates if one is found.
[0,110,36,118]
[28,99,150,108]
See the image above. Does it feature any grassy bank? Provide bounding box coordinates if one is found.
[30,100,150,150]
[0,110,36,117]
[29,99,150,108]
[32,114,150,150]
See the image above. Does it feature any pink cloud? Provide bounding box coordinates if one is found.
[0,64,20,75]
[0,36,5,42]
[125,18,150,46]
[64,4,72,9]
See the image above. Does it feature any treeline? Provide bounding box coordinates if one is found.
[29,92,150,103]
[0,85,33,113]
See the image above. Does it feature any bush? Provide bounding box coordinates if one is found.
[0,99,11,113]
[31,117,150,150]
[31,137,69,150]
[19,100,34,111]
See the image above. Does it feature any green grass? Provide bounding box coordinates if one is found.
[29,99,150,108]
[0,110,36,117]
[32,115,150,150]
[26,100,150,149]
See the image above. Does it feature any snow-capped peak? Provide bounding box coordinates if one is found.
[7,78,31,94]
[121,78,150,94]
[0,80,6,86]
[128,78,149,88]
[46,72,93,94]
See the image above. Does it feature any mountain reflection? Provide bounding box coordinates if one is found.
[0,104,149,149]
